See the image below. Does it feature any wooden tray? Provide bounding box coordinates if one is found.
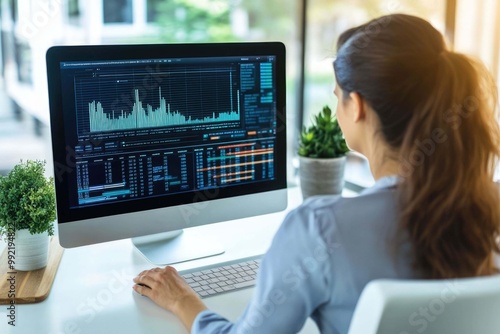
[0,237,64,304]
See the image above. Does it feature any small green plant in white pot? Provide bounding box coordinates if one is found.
[0,160,56,271]
[298,105,349,199]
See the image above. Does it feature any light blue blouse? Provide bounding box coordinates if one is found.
[192,176,417,334]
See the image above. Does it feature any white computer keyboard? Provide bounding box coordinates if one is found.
[180,255,262,298]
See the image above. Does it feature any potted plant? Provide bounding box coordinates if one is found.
[0,160,56,271]
[298,105,349,199]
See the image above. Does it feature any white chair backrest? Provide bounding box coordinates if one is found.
[347,275,500,334]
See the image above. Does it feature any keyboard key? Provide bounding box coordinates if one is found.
[234,280,256,289]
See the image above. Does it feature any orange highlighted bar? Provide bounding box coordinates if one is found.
[221,175,254,183]
[196,159,274,172]
[247,131,257,135]
[218,142,256,150]
[227,148,273,155]
[210,136,220,140]
[213,170,255,179]
[230,151,274,159]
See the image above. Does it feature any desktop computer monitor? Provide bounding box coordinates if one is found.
[46,42,287,265]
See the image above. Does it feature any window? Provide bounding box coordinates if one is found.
[9,0,17,22]
[103,0,133,24]
[14,40,32,85]
[147,0,234,42]
[67,0,80,25]
[68,0,80,17]
[146,0,161,23]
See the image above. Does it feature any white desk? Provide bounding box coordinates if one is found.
[1,187,356,334]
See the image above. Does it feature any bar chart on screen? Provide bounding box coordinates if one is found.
[88,87,241,132]
[75,65,240,135]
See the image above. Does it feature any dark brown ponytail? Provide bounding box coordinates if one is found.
[334,14,500,278]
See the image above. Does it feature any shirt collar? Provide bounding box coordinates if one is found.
[361,175,400,195]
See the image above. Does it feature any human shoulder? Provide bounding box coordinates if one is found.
[280,194,345,234]
[282,187,398,234]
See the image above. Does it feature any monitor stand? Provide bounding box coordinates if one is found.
[132,229,224,265]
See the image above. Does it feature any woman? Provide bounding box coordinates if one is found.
[133,14,500,333]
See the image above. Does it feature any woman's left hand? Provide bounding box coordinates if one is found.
[133,266,207,330]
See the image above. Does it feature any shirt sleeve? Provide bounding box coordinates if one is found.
[192,202,334,334]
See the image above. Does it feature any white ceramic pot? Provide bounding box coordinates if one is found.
[14,229,49,271]
[299,156,346,200]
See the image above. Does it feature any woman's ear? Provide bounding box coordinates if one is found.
[348,91,366,123]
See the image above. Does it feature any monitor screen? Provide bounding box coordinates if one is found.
[46,42,287,263]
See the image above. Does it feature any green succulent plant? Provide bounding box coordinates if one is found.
[0,160,56,237]
[298,105,349,158]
